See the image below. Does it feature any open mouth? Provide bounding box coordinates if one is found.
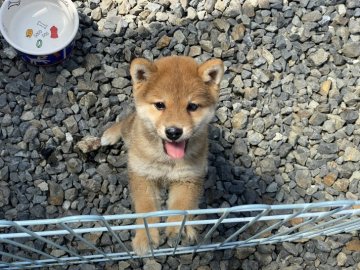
[163,140,187,159]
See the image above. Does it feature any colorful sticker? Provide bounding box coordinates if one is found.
[36,39,43,48]
[37,21,48,29]
[50,26,58,39]
[8,0,21,10]
[25,29,33,38]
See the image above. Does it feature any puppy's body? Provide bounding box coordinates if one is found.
[102,56,224,255]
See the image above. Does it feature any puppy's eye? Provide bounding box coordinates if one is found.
[187,103,199,112]
[154,102,166,110]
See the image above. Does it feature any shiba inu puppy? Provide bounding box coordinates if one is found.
[101,56,224,255]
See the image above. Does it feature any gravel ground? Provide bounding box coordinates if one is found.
[1,0,360,269]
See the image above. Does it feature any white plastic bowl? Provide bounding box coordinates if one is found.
[0,0,79,65]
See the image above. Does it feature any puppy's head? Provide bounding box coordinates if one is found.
[130,56,224,159]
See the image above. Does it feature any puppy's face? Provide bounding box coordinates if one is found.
[130,56,224,159]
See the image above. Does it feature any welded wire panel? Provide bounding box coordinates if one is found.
[0,200,360,269]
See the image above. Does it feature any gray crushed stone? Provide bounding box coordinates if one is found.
[1,0,360,269]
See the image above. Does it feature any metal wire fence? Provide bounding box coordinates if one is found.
[1,200,360,269]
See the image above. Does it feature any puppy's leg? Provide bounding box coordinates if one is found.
[129,172,160,255]
[165,181,202,243]
[101,113,135,146]
[101,122,123,146]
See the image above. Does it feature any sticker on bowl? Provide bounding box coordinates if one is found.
[34,29,42,38]
[25,55,51,65]
[50,25,58,38]
[25,28,33,38]
[8,0,21,10]
[37,20,48,29]
[36,39,42,48]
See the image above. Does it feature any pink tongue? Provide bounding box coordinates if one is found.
[164,141,186,159]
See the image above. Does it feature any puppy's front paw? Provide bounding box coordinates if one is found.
[165,218,197,246]
[132,228,160,256]
[101,128,121,146]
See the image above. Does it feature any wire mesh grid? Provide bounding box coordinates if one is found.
[1,200,360,269]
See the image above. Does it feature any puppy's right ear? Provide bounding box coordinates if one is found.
[198,59,224,86]
[130,58,157,84]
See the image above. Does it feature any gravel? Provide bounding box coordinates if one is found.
[1,0,360,269]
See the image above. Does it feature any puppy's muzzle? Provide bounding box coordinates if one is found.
[165,127,183,141]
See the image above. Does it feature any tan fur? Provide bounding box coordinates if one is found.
[101,56,224,255]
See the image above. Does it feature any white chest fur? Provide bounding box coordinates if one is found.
[128,153,206,181]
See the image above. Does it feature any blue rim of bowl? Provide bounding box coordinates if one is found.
[0,0,79,56]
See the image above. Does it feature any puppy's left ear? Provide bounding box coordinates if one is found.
[130,58,157,84]
[198,59,224,85]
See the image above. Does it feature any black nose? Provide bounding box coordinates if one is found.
[165,127,183,141]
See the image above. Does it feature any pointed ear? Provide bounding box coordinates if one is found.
[130,58,157,84]
[198,59,224,85]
